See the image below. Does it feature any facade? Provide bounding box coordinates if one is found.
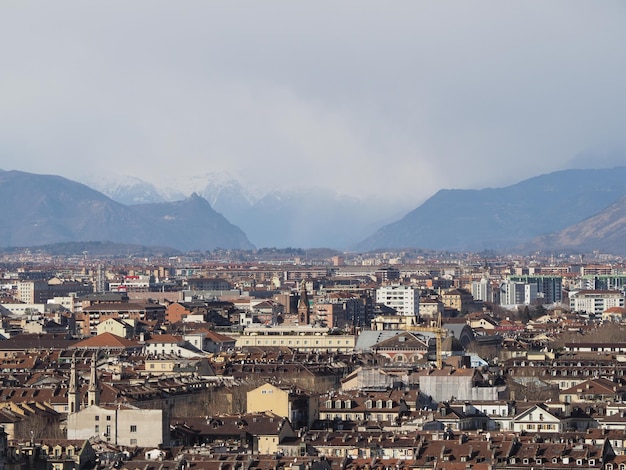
[582,274,626,291]
[570,289,625,315]
[247,383,318,429]
[78,302,165,336]
[18,280,92,304]
[509,275,563,304]
[95,318,133,338]
[418,368,506,403]
[66,404,169,447]
[185,277,231,291]
[375,285,419,317]
[441,288,474,312]
[500,280,537,306]
[418,297,443,319]
[236,326,356,352]
[471,278,493,302]
[511,404,563,433]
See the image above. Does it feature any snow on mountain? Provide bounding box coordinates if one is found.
[86,175,168,205]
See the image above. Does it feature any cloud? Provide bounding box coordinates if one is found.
[1,1,626,208]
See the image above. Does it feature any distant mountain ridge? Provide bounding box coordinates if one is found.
[356,168,626,253]
[92,173,396,249]
[526,194,626,254]
[8,167,626,253]
[0,170,253,251]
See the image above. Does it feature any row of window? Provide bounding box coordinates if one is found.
[94,423,137,432]
[324,399,394,409]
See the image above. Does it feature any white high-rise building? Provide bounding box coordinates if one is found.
[376,285,420,317]
[471,278,493,302]
[500,280,537,306]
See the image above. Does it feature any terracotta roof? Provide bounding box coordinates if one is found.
[145,334,182,344]
[69,332,140,349]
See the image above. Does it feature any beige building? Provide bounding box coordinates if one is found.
[441,288,474,313]
[95,318,134,338]
[236,326,356,352]
[66,404,169,447]
[247,383,318,429]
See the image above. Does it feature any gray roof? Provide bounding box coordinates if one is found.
[355,330,403,352]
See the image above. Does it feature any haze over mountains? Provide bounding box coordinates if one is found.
[357,168,626,254]
[3,168,626,254]
[0,170,253,251]
[88,172,397,249]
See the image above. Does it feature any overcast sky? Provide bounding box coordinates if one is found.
[1,1,626,207]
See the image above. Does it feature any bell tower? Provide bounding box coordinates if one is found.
[68,354,80,413]
[88,352,100,406]
[297,279,310,325]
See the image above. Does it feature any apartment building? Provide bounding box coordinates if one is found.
[569,289,625,315]
[375,285,419,317]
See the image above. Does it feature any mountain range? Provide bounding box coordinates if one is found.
[3,167,626,254]
[0,170,253,251]
[88,172,397,249]
[357,167,626,254]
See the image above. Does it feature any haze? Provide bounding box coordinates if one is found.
[1,1,626,208]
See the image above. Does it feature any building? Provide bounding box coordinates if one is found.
[66,354,169,448]
[247,383,318,429]
[418,297,444,320]
[17,279,92,304]
[66,404,169,447]
[441,288,474,313]
[471,278,493,303]
[500,280,537,306]
[375,285,419,317]
[509,275,563,304]
[236,326,356,352]
[569,290,625,315]
[95,318,134,338]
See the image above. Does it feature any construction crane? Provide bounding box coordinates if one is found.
[405,312,446,370]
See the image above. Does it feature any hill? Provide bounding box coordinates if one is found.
[527,195,626,255]
[356,168,626,252]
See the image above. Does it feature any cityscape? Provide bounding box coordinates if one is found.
[0,244,623,468]
[3,1,626,469]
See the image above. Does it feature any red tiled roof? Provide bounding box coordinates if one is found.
[70,332,140,349]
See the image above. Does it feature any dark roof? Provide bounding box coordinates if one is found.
[0,333,77,350]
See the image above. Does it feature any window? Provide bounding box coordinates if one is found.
[95,415,100,421]
[130,425,137,433]
[95,425,99,433]
[106,415,111,421]
[130,439,137,446]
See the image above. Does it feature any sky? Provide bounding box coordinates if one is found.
[1,1,626,209]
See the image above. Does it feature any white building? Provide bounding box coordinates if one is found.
[0,303,45,316]
[471,278,493,303]
[500,280,537,307]
[375,285,419,317]
[569,289,625,315]
[67,404,168,447]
